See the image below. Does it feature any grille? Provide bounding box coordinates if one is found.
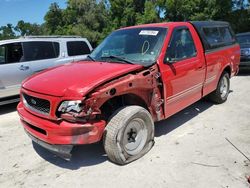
[23,93,50,115]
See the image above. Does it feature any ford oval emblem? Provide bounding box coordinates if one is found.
[31,98,37,105]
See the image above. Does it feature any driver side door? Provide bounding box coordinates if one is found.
[160,26,206,118]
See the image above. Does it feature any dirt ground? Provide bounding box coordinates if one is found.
[0,72,250,188]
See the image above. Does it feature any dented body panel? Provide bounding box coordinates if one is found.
[83,64,164,121]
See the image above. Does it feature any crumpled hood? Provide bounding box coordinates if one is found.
[23,61,143,97]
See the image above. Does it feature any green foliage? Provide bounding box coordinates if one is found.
[0,0,250,44]
[0,24,16,40]
[136,1,160,24]
[44,2,64,34]
[43,0,109,46]
[158,0,232,21]
[15,20,44,36]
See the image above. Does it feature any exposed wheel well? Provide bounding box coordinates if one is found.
[100,94,148,121]
[223,66,231,77]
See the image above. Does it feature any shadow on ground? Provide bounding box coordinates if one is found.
[155,99,213,137]
[0,102,18,115]
[33,141,107,170]
[33,99,214,169]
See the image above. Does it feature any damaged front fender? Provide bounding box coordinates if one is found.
[82,64,165,122]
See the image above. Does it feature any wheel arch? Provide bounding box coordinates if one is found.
[222,65,232,78]
[100,93,149,121]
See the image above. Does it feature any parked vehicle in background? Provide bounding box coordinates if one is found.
[236,32,250,68]
[17,21,240,165]
[0,36,92,105]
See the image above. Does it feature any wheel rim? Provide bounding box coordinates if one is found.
[220,76,229,98]
[122,118,148,156]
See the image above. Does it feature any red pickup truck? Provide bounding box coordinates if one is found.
[17,21,240,165]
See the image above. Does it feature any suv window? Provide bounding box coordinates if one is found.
[22,41,59,62]
[165,28,197,62]
[0,43,24,64]
[67,41,90,56]
[0,45,5,64]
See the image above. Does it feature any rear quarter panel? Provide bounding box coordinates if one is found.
[203,44,240,96]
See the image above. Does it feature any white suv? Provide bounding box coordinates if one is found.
[0,36,92,105]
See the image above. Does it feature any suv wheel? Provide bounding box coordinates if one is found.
[103,106,154,165]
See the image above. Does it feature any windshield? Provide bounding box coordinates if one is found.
[236,35,250,46]
[90,27,167,66]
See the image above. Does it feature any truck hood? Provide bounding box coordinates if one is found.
[22,61,143,97]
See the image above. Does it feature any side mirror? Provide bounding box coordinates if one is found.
[164,56,176,64]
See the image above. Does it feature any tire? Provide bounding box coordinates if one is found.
[208,72,230,104]
[103,106,154,165]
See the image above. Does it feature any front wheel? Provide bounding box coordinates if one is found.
[208,72,230,104]
[103,106,154,165]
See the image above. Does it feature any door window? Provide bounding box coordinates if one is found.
[22,41,59,61]
[67,41,91,56]
[3,43,24,64]
[165,28,197,62]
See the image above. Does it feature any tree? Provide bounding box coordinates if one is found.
[109,0,146,28]
[1,0,250,43]
[0,24,16,40]
[44,2,64,34]
[136,1,160,24]
[158,0,232,21]
[15,20,44,36]
[230,0,250,33]
[43,0,109,46]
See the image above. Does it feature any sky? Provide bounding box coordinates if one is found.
[0,0,67,27]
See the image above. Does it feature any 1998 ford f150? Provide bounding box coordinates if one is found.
[17,21,240,165]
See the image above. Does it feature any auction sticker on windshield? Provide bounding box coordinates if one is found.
[139,30,159,36]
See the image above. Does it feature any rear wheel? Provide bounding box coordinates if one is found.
[103,106,154,165]
[208,72,230,104]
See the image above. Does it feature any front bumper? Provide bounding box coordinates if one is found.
[17,102,106,146]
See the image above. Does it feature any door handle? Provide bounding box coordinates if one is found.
[197,65,203,70]
[196,63,204,70]
[19,65,29,71]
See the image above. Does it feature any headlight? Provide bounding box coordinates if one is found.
[58,100,82,113]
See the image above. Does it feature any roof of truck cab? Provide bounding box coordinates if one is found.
[118,22,188,30]
[118,21,230,30]
[190,21,230,28]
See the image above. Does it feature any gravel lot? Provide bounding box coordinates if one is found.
[0,72,250,188]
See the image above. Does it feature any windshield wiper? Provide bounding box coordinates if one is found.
[87,55,95,61]
[101,55,135,65]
